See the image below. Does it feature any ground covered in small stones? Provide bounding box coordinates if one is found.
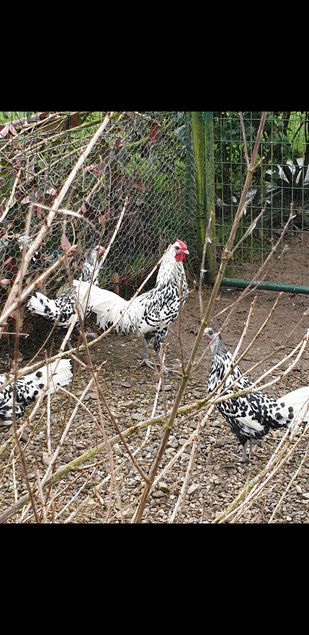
[1,280,308,524]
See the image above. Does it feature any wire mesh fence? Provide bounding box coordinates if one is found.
[0,111,198,359]
[0,111,198,298]
[1,110,309,359]
[213,111,309,286]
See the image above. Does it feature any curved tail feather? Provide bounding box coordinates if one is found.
[73,281,135,333]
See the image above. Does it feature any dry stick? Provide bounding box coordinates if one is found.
[94,196,129,269]
[1,185,126,383]
[131,112,268,523]
[58,472,100,522]
[8,342,308,521]
[2,113,81,158]
[95,380,150,484]
[53,197,110,314]
[230,427,308,524]
[0,211,163,457]
[240,113,250,167]
[268,442,309,523]
[4,238,166,386]
[72,350,172,520]
[252,328,309,392]
[208,329,308,410]
[0,111,113,332]
[67,404,209,523]
[0,168,21,224]
[213,422,308,524]
[169,412,204,523]
[10,213,40,523]
[11,450,18,505]
[152,417,204,489]
[228,293,283,373]
[151,344,168,420]
[230,296,257,362]
[193,286,282,379]
[42,470,89,522]
[22,465,100,524]
[0,112,66,154]
[2,372,302,525]
[10,112,122,161]
[31,203,99,232]
[210,208,296,335]
[54,466,99,522]
[0,373,297,520]
[192,218,305,406]
[109,406,216,523]
[33,112,125,177]
[41,372,103,487]
[0,404,200,523]
[175,272,187,375]
[0,246,78,336]
[63,323,121,524]
[18,369,103,523]
[198,210,215,319]
[36,467,48,523]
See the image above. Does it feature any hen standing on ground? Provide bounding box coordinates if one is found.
[0,359,73,425]
[73,240,189,369]
[204,327,309,460]
[27,245,105,328]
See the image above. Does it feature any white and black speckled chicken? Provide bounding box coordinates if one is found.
[204,327,309,460]
[0,359,72,426]
[73,240,189,369]
[27,245,105,328]
[16,234,41,265]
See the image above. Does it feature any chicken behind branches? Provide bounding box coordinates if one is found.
[74,240,189,370]
[27,245,105,328]
[0,359,73,425]
[204,327,309,460]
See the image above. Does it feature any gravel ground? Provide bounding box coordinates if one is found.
[1,282,308,524]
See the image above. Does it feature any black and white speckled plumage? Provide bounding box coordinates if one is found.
[0,359,72,425]
[204,327,309,456]
[17,234,41,265]
[27,245,105,327]
[74,240,189,365]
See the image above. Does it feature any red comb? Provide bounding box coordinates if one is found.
[176,239,188,251]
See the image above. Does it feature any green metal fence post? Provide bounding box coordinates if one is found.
[191,111,216,283]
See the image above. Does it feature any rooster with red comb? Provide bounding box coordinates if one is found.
[74,240,189,371]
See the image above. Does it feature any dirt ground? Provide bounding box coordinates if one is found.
[1,245,309,524]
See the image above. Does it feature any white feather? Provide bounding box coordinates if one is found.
[277,386,309,425]
[234,417,265,434]
[27,291,58,317]
[29,359,73,395]
[0,360,73,424]
[73,281,147,335]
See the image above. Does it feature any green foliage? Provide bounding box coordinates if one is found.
[0,112,31,123]
[286,112,307,155]
[213,112,309,201]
